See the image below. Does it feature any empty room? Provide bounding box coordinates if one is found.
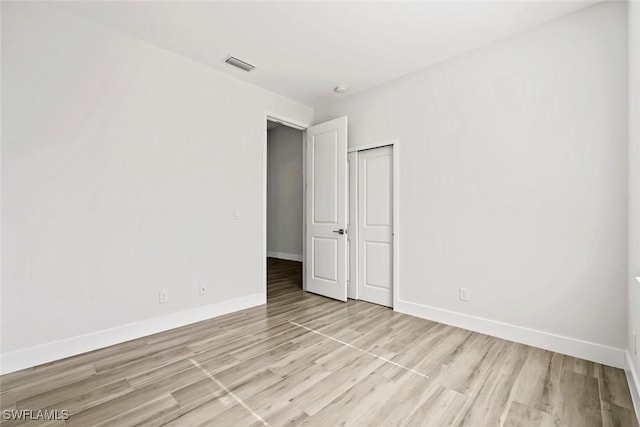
[1,1,639,426]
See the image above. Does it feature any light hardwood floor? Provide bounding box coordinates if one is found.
[1,258,637,426]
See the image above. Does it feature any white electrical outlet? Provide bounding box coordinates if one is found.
[159,290,169,304]
[234,208,240,220]
[459,288,470,302]
[199,283,208,296]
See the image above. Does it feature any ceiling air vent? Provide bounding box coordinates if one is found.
[223,55,255,72]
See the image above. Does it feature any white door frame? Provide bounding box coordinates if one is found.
[263,112,311,300]
[348,139,400,308]
[347,151,358,299]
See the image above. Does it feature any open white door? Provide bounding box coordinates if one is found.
[305,117,348,301]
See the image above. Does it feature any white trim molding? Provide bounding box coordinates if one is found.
[267,251,303,262]
[0,293,265,375]
[395,298,626,368]
[348,139,396,153]
[626,352,640,423]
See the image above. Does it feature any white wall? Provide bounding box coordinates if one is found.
[316,2,628,365]
[627,0,640,413]
[0,2,312,371]
[267,126,304,261]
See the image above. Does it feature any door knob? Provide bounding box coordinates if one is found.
[332,229,346,235]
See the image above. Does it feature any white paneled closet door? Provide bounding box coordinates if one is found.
[357,146,393,307]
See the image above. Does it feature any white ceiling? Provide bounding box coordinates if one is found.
[52,1,599,107]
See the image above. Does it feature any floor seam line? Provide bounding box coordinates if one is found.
[287,321,429,380]
[188,358,269,426]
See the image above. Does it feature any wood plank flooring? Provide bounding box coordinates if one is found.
[1,258,637,426]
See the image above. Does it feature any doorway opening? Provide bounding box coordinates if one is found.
[266,118,305,301]
[263,115,398,309]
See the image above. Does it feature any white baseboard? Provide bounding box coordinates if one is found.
[626,352,640,423]
[0,293,265,375]
[267,251,303,262]
[394,299,625,368]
